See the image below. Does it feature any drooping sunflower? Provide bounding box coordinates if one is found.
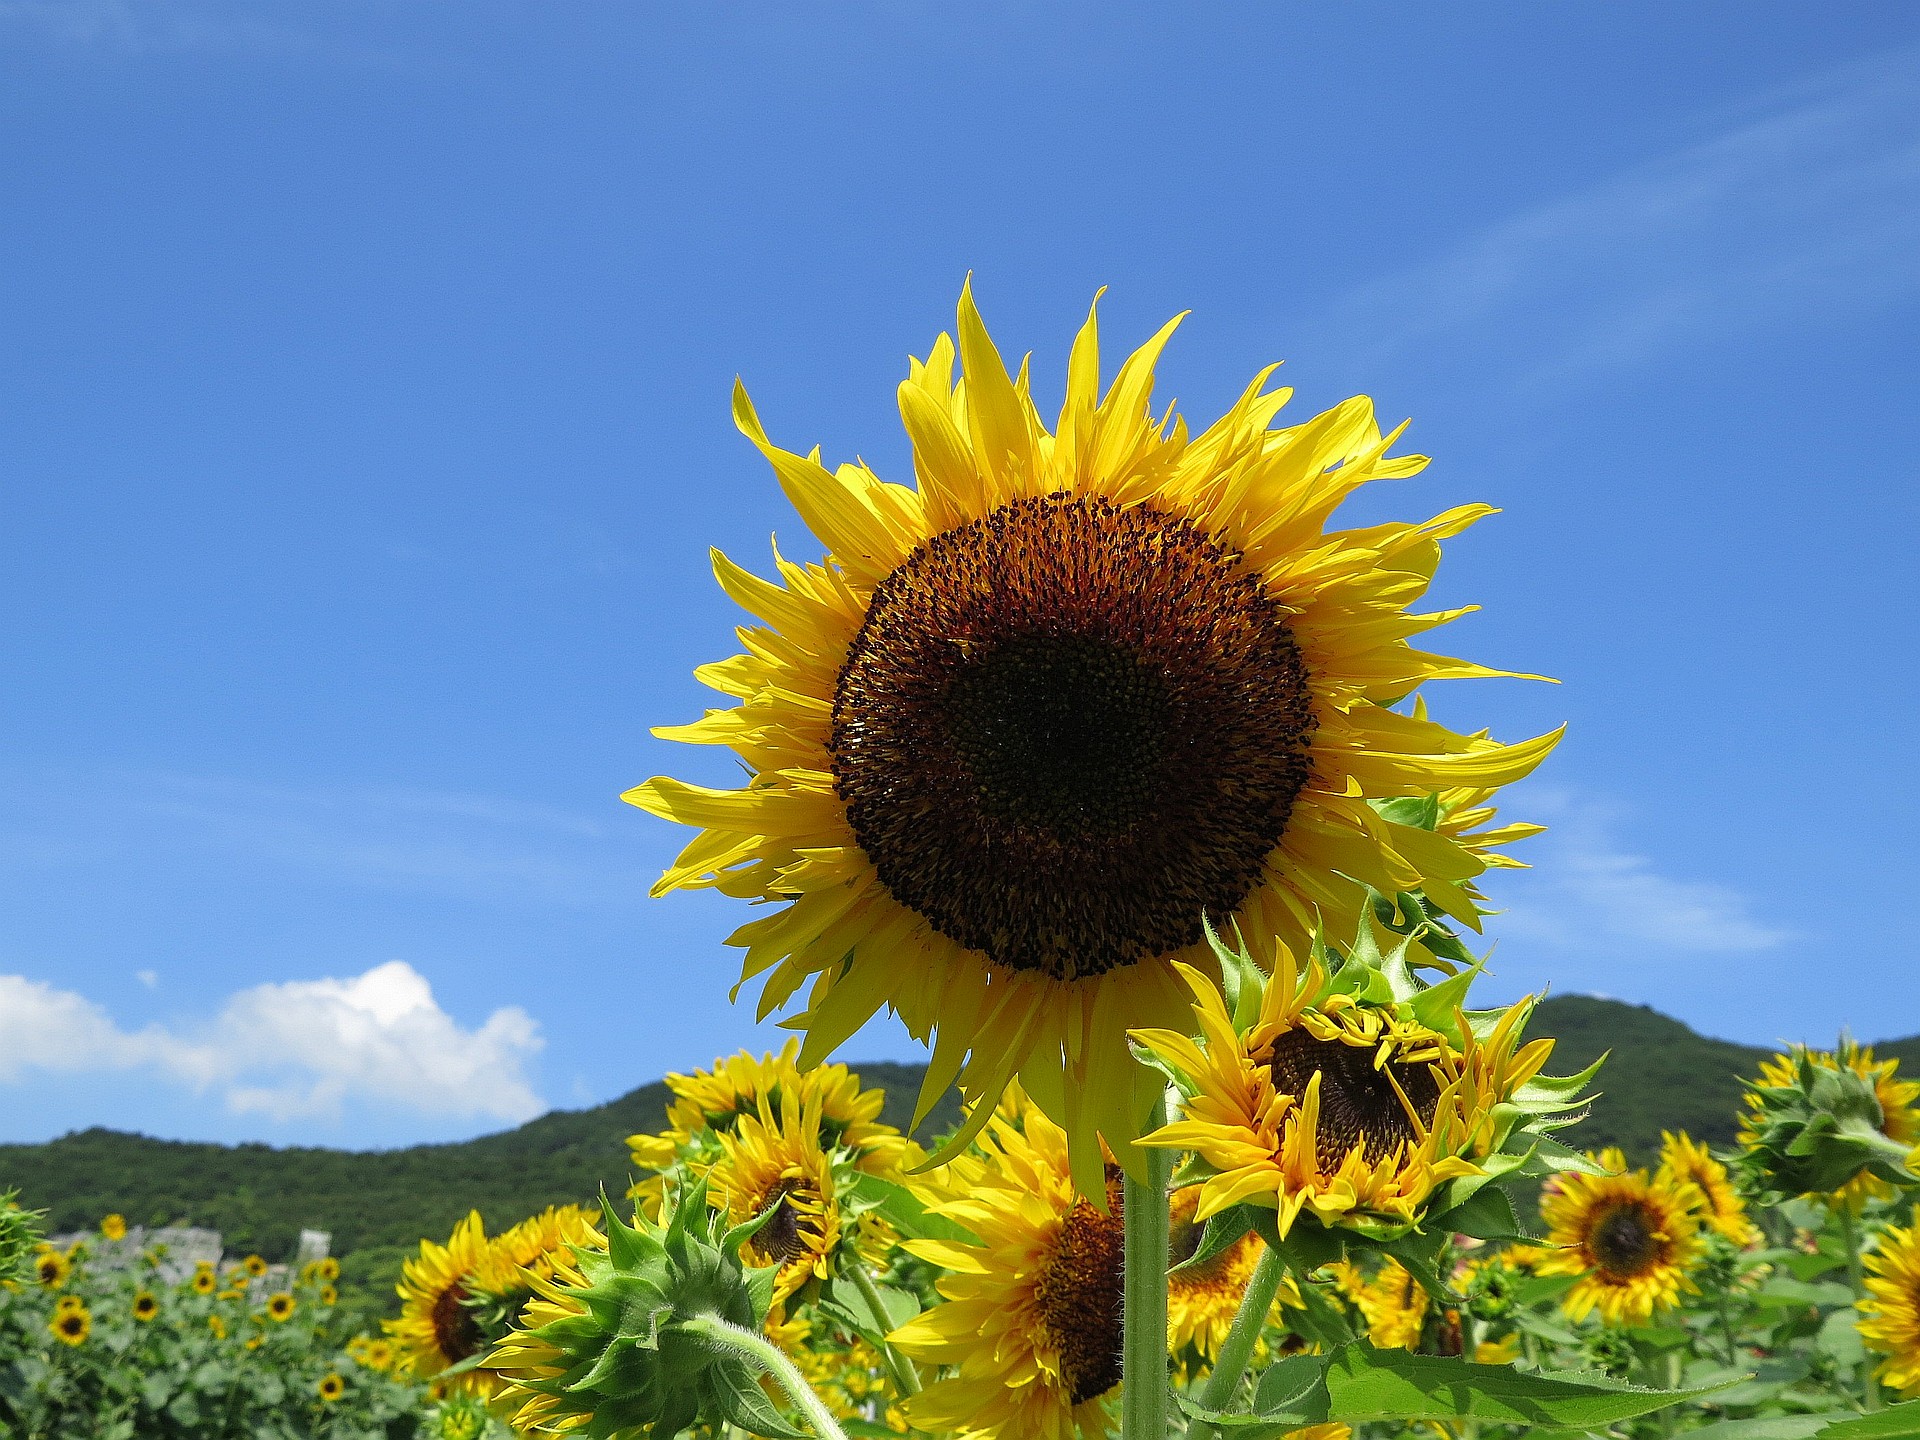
[387,1211,494,1392]
[1167,1183,1270,1359]
[704,1090,848,1310]
[318,1371,346,1403]
[1658,1131,1759,1247]
[50,1303,90,1346]
[266,1291,296,1322]
[1535,1148,1704,1326]
[133,1290,159,1323]
[892,1087,1125,1440]
[1133,930,1572,1239]
[1861,1204,1920,1398]
[33,1247,70,1288]
[628,284,1559,1187]
[192,1261,217,1295]
[1741,1040,1920,1205]
[627,1041,910,1177]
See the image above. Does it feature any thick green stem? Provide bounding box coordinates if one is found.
[1839,1205,1882,1411]
[1713,1287,1740,1368]
[1186,1242,1288,1440]
[845,1258,922,1396]
[1122,1093,1174,1440]
[676,1313,852,1440]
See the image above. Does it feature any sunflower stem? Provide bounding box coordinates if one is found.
[845,1258,922,1396]
[1838,1203,1882,1411]
[1187,1241,1288,1440]
[1122,1091,1174,1440]
[675,1313,852,1440]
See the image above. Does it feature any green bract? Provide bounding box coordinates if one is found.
[1740,1049,1918,1199]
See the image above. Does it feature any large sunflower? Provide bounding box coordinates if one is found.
[1861,1204,1920,1399]
[628,284,1558,1186]
[1535,1149,1703,1326]
[387,1211,495,1393]
[1133,933,1563,1238]
[892,1088,1124,1440]
[1657,1131,1759,1247]
[1741,1041,1920,1205]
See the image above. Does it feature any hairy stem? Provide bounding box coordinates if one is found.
[1839,1204,1882,1411]
[1122,1092,1174,1440]
[845,1258,922,1396]
[676,1313,852,1440]
[1186,1242,1288,1440]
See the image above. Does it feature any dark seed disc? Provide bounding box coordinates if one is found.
[1265,1029,1443,1172]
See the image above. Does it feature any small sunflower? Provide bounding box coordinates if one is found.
[266,1291,296,1322]
[316,1256,340,1282]
[1861,1204,1920,1398]
[705,1090,847,1310]
[627,1040,910,1178]
[630,284,1558,1187]
[192,1262,217,1295]
[1658,1131,1759,1246]
[208,1313,227,1339]
[318,1372,346,1403]
[133,1290,159,1323]
[1536,1148,1703,1325]
[1167,1183,1269,1359]
[100,1214,127,1241]
[1327,1257,1428,1349]
[245,1335,263,1351]
[55,1292,85,1313]
[319,1283,337,1306]
[1134,929,1574,1239]
[33,1247,70,1288]
[893,1087,1124,1440]
[387,1211,494,1393]
[50,1304,90,1346]
[243,1254,268,1278]
[1742,1041,1920,1204]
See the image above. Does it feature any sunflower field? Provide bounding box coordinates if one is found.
[7,291,1919,1440]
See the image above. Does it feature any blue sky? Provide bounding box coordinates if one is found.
[2,2,1915,1148]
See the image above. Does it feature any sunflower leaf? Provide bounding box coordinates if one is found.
[1171,1204,1257,1277]
[1810,1402,1920,1440]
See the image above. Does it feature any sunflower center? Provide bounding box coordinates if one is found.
[831,494,1314,981]
[430,1281,486,1364]
[1032,1191,1126,1405]
[1589,1202,1663,1277]
[1265,1029,1443,1173]
[750,1182,817,1268]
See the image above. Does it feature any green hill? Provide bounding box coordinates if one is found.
[0,999,1912,1313]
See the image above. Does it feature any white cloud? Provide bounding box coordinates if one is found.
[1320,46,1920,387]
[0,961,544,1125]
[1490,791,1792,956]
[136,969,159,989]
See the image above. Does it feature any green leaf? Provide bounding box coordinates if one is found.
[1676,1416,1848,1440]
[849,1171,975,1245]
[1754,1277,1855,1310]
[1172,1205,1258,1278]
[1816,1403,1920,1440]
[709,1356,811,1440]
[1430,1183,1528,1243]
[1320,1341,1734,1429]
[1177,1353,1333,1439]
[1707,1355,1812,1407]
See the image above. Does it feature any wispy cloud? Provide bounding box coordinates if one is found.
[1488,789,1792,957]
[0,961,544,1124]
[1319,46,1920,387]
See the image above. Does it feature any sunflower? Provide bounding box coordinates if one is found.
[705,1090,848,1310]
[1658,1131,1759,1247]
[133,1291,159,1323]
[1133,932,1566,1239]
[316,1256,340,1282]
[50,1304,90,1346]
[627,1040,910,1177]
[1861,1205,1920,1398]
[100,1213,127,1241]
[893,1087,1125,1440]
[33,1247,70,1288]
[628,284,1558,1187]
[1742,1041,1920,1205]
[208,1313,227,1339]
[319,1283,337,1306]
[243,1254,268,1278]
[387,1211,494,1392]
[1327,1257,1428,1349]
[192,1262,217,1295]
[266,1291,296,1322]
[1167,1182,1269,1358]
[1536,1148,1703,1325]
[318,1372,346,1403]
[464,1204,604,1338]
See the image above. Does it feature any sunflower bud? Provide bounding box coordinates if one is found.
[1737,1045,1919,1200]
[487,1184,806,1439]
